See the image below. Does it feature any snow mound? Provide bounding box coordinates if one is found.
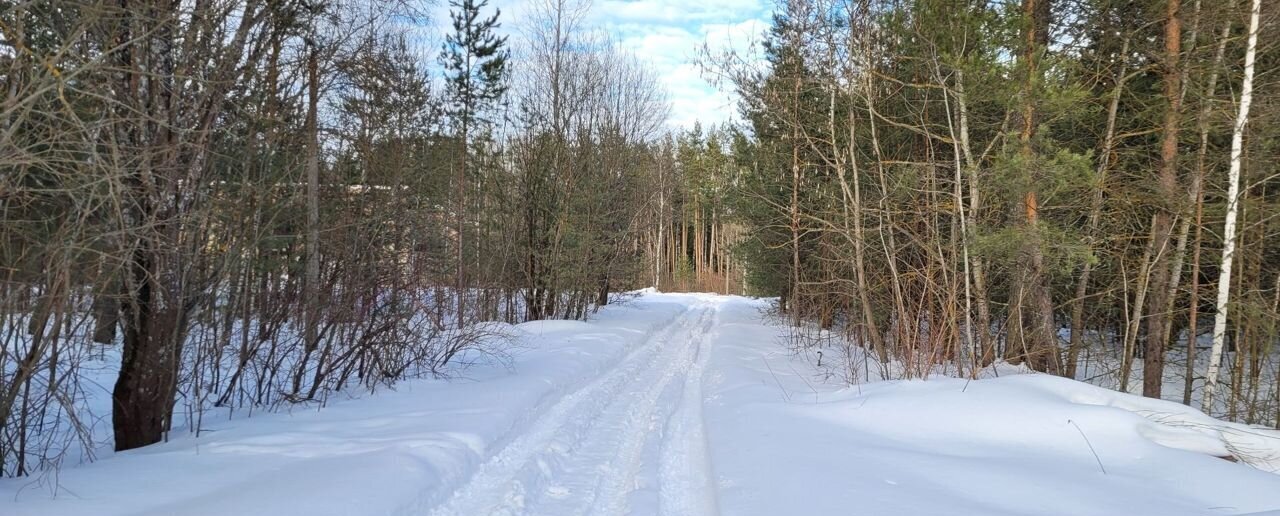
[704,297,1280,516]
[1052,376,1280,471]
[514,319,594,334]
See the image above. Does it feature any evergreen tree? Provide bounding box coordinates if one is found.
[439,0,509,326]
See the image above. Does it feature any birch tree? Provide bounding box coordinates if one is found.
[1202,0,1261,414]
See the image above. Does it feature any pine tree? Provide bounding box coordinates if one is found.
[440,0,509,327]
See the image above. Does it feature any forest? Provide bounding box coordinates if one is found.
[707,0,1279,424]
[2,0,1279,483]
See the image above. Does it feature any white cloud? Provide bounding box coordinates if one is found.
[429,0,769,130]
[592,1,768,130]
[595,0,765,25]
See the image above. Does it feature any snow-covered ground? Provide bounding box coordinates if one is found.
[3,292,1280,515]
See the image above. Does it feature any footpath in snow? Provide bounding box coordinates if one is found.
[3,292,1280,515]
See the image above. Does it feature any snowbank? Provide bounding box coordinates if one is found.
[0,296,690,516]
[705,296,1280,515]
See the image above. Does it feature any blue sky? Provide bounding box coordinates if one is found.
[588,0,770,129]
[431,0,771,130]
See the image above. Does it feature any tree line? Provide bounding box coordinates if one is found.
[700,0,1277,423]
[0,0,721,476]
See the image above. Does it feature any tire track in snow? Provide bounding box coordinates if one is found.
[423,303,712,516]
[656,302,720,516]
[577,303,717,516]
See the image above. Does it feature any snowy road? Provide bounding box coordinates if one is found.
[5,292,1280,516]
[426,301,720,516]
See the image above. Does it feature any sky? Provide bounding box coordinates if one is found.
[585,0,770,129]
[431,0,772,131]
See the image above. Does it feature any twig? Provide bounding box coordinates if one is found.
[764,357,793,403]
[1068,419,1107,475]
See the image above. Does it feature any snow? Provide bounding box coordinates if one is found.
[3,292,1280,515]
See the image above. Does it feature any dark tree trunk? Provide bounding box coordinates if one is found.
[1007,0,1061,375]
[92,291,118,345]
[596,279,610,307]
[112,247,185,451]
[1144,0,1183,398]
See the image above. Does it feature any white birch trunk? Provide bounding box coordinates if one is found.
[1203,0,1260,413]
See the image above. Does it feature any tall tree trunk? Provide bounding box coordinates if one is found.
[92,269,120,345]
[790,75,803,325]
[112,4,184,451]
[1010,0,1060,374]
[295,43,321,397]
[457,117,469,328]
[954,70,995,367]
[304,44,320,348]
[1143,0,1184,399]
[1204,0,1260,412]
[681,208,688,288]
[1182,20,1232,405]
[655,159,665,289]
[1121,226,1157,392]
[1184,186,1204,405]
[114,242,189,451]
[938,64,976,373]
